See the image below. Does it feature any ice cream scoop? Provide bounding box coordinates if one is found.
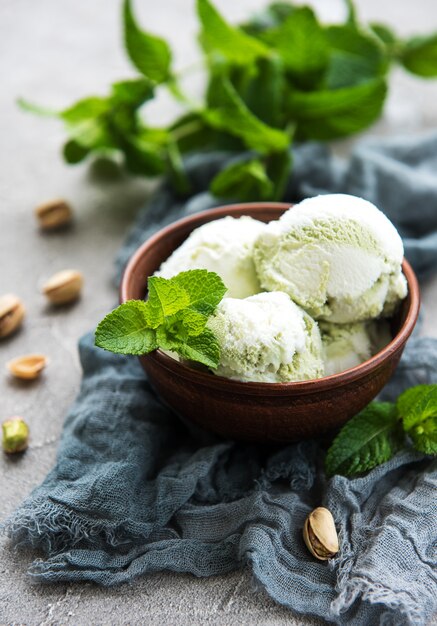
[253,194,407,323]
[320,320,392,376]
[207,291,324,382]
[157,215,265,298]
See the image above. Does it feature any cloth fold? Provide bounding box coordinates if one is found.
[4,133,437,626]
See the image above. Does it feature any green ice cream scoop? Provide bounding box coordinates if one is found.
[253,194,407,323]
[156,216,265,299]
[208,291,324,383]
[320,320,392,376]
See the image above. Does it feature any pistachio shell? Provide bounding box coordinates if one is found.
[35,199,72,230]
[7,354,48,380]
[303,507,339,561]
[2,417,29,454]
[43,269,83,305]
[0,294,25,338]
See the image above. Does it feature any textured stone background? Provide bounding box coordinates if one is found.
[1,0,436,624]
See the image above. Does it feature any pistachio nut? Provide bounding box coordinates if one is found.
[303,507,339,561]
[35,199,72,230]
[7,354,48,380]
[2,417,29,454]
[0,294,25,338]
[43,269,83,305]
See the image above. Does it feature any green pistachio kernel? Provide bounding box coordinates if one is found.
[2,417,29,454]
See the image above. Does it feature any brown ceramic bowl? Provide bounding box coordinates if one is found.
[120,202,420,443]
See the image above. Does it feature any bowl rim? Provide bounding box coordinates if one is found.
[120,202,420,396]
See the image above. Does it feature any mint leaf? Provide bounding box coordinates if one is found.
[157,309,207,348]
[95,300,157,355]
[166,140,191,195]
[370,23,397,47]
[325,402,402,477]
[178,328,221,369]
[177,309,208,336]
[266,149,292,201]
[262,8,328,82]
[63,140,91,164]
[288,78,387,140]
[400,34,437,78]
[119,133,166,176]
[158,324,220,369]
[61,97,109,124]
[205,74,289,153]
[66,117,113,151]
[147,276,189,324]
[397,384,437,431]
[409,416,437,455]
[240,3,295,36]
[343,0,358,27]
[242,56,284,127]
[59,97,115,155]
[325,26,387,89]
[211,158,274,201]
[123,0,172,83]
[136,127,169,146]
[262,2,295,24]
[110,78,154,107]
[197,0,269,65]
[155,324,180,352]
[171,269,226,316]
[170,112,216,154]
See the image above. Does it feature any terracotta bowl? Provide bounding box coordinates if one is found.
[120,202,420,443]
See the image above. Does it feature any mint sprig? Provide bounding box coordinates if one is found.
[95,270,226,368]
[326,385,437,477]
[19,0,437,202]
[325,403,403,477]
[197,0,269,65]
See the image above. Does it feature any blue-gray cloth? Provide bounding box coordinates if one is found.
[5,133,437,626]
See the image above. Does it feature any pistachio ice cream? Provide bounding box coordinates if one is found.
[207,292,324,382]
[320,320,392,376]
[153,193,407,381]
[157,216,265,298]
[253,194,407,323]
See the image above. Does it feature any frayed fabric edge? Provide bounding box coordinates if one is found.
[330,575,425,626]
[2,496,146,556]
[328,523,425,626]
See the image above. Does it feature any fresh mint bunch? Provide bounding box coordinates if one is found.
[95,269,226,368]
[19,0,437,202]
[325,385,437,477]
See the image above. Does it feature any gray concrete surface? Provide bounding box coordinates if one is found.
[1,0,437,624]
